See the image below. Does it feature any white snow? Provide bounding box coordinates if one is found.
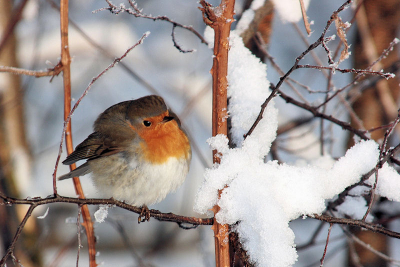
[336,196,370,221]
[272,0,311,23]
[235,10,255,36]
[235,0,266,36]
[366,163,400,202]
[227,31,272,146]
[94,205,109,223]
[37,207,50,219]
[194,26,398,266]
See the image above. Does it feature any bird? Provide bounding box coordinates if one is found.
[58,95,191,220]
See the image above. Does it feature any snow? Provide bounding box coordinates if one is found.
[336,196,370,221]
[227,31,272,147]
[37,207,50,219]
[366,163,400,202]
[272,0,311,23]
[235,10,255,36]
[94,205,109,223]
[194,24,400,266]
[235,0,266,36]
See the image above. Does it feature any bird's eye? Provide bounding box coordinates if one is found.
[143,120,152,127]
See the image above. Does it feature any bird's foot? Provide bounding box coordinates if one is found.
[138,205,150,223]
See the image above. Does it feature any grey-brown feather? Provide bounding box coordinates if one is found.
[57,162,91,180]
[59,95,169,180]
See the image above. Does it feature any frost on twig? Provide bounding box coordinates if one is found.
[95,0,206,53]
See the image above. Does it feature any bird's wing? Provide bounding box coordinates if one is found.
[57,162,91,180]
[62,132,122,165]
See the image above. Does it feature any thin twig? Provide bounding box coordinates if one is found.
[296,64,394,79]
[362,109,400,221]
[312,214,400,239]
[95,0,207,47]
[0,64,63,78]
[0,204,37,266]
[299,0,311,35]
[244,0,353,139]
[0,193,214,227]
[46,0,160,96]
[76,207,82,267]
[320,223,333,266]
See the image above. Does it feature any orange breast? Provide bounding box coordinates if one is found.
[138,119,190,164]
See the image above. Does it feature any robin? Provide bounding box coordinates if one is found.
[58,95,191,220]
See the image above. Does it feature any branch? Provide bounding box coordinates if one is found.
[277,89,370,140]
[0,205,37,266]
[312,214,400,239]
[59,0,97,265]
[95,0,208,50]
[0,64,63,78]
[244,0,353,139]
[0,193,214,226]
[296,64,395,79]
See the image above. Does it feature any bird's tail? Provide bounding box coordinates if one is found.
[58,162,91,180]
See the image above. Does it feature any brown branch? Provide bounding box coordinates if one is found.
[278,89,370,140]
[59,0,97,265]
[0,193,214,226]
[0,204,37,266]
[199,0,235,266]
[320,223,333,266]
[312,214,400,239]
[0,64,63,78]
[299,0,311,35]
[296,64,395,79]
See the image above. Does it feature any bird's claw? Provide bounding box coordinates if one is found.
[138,205,150,223]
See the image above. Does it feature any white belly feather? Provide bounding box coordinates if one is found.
[89,154,190,206]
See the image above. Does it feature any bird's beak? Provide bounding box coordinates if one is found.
[162,116,174,123]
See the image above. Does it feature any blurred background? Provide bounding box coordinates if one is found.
[1,0,400,266]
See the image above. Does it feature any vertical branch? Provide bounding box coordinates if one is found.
[199,0,235,266]
[59,1,97,266]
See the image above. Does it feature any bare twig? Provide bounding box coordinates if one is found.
[172,24,195,53]
[312,214,400,239]
[244,0,353,139]
[277,89,369,140]
[320,223,333,266]
[296,64,394,79]
[362,110,400,221]
[299,0,311,35]
[0,64,63,78]
[0,205,37,266]
[0,193,214,226]
[46,0,160,96]
[59,0,97,265]
[95,0,208,49]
